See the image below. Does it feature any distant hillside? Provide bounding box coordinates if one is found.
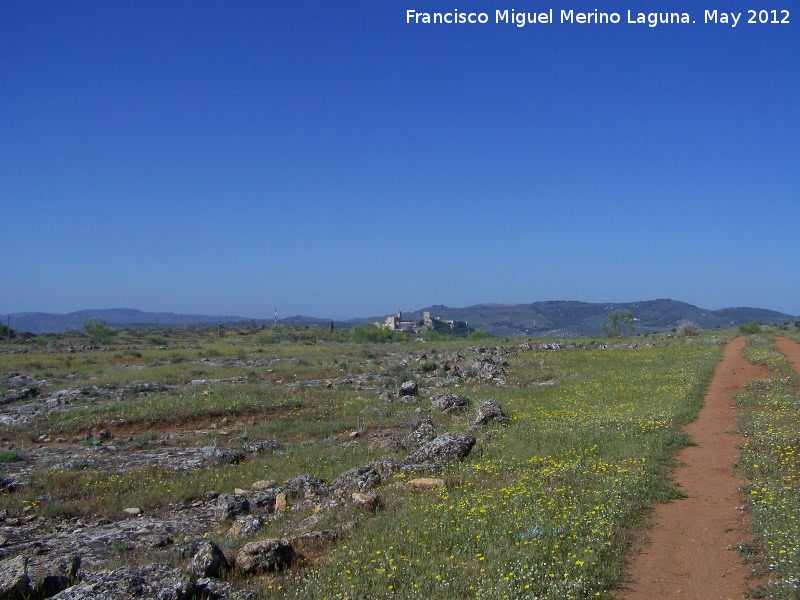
[3,300,796,336]
[401,299,797,337]
[1,309,255,334]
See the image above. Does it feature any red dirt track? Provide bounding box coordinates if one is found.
[617,336,773,600]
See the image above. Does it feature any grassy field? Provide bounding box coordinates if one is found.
[2,325,799,598]
[737,333,800,599]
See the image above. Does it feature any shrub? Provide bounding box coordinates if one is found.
[352,324,404,343]
[0,323,15,340]
[676,320,700,337]
[83,318,116,345]
[739,321,762,334]
[468,329,491,340]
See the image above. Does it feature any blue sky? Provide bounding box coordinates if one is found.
[3,1,798,319]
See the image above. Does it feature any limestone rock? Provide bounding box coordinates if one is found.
[190,540,229,578]
[430,392,470,414]
[0,554,31,598]
[404,433,476,465]
[351,492,380,511]
[407,477,446,490]
[399,380,418,397]
[215,493,250,521]
[230,516,264,538]
[473,400,510,427]
[251,479,276,491]
[236,540,299,575]
[49,563,194,599]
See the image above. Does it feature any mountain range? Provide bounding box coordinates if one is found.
[2,300,797,336]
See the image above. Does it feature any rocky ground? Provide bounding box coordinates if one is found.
[0,338,553,599]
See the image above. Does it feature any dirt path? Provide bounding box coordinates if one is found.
[617,337,770,600]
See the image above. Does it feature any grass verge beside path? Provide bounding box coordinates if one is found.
[270,338,724,600]
[738,334,800,599]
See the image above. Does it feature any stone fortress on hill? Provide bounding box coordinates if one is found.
[379,310,468,335]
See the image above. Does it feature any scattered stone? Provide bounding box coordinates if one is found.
[404,433,476,465]
[190,540,229,578]
[348,430,360,439]
[236,540,299,575]
[243,439,280,454]
[430,392,470,413]
[195,577,234,600]
[402,419,440,449]
[212,447,245,465]
[285,530,338,555]
[407,477,446,490]
[328,466,381,498]
[351,492,380,511]
[215,493,250,521]
[123,507,141,516]
[0,554,31,598]
[30,552,80,597]
[472,399,510,427]
[49,563,194,599]
[399,380,418,397]
[251,479,276,491]
[229,515,264,538]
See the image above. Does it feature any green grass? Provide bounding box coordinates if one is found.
[737,334,800,599]
[2,328,764,599]
[260,338,724,599]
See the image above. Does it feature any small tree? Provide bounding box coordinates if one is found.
[602,310,635,337]
[83,318,116,345]
[676,320,700,337]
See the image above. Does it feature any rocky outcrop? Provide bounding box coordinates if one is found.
[404,433,476,465]
[0,554,30,598]
[430,392,470,413]
[190,540,229,578]
[472,400,510,427]
[235,540,299,574]
[50,563,194,599]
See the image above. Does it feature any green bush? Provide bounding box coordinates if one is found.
[468,329,491,340]
[352,324,405,343]
[739,321,762,334]
[83,318,116,345]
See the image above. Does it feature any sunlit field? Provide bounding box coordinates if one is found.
[5,325,800,598]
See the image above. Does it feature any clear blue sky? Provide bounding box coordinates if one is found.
[3,1,798,319]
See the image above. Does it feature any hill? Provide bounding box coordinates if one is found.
[402,299,796,337]
[2,300,796,336]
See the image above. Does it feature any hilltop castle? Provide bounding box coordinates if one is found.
[380,310,467,334]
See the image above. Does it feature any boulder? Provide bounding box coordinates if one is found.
[229,516,265,538]
[0,555,31,598]
[50,563,194,599]
[215,493,250,521]
[404,433,476,465]
[30,552,80,597]
[399,380,418,397]
[243,439,280,454]
[430,392,470,413]
[402,419,440,449]
[235,540,299,575]
[473,400,510,426]
[190,540,229,578]
[212,447,245,465]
